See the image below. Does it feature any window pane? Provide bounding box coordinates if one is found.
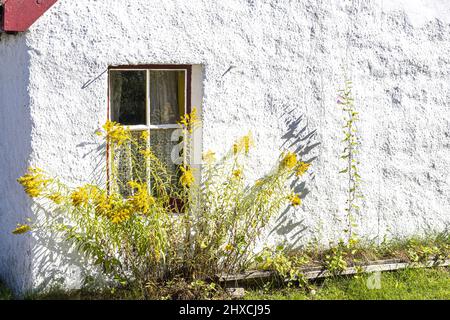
[114,129,184,197]
[150,70,186,125]
[110,70,147,126]
[115,131,148,197]
[150,129,182,185]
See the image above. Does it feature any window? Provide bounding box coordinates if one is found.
[108,65,192,196]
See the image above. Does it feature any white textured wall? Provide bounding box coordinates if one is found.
[1,0,449,294]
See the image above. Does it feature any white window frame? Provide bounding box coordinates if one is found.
[108,66,193,190]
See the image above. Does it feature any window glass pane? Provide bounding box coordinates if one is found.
[150,129,182,186]
[150,70,186,125]
[110,70,147,126]
[114,129,185,197]
[115,131,148,197]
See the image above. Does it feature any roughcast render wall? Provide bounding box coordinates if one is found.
[0,0,449,294]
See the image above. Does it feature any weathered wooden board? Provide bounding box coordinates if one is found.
[220,259,450,284]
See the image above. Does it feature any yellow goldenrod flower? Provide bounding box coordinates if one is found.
[180,166,195,188]
[111,206,132,224]
[140,130,149,141]
[178,108,200,133]
[102,120,130,146]
[232,132,254,155]
[281,152,298,170]
[71,186,90,208]
[202,150,216,164]
[232,169,243,179]
[254,179,264,187]
[17,167,51,198]
[241,132,254,154]
[128,181,155,215]
[139,148,155,160]
[296,162,311,177]
[233,142,240,155]
[288,194,302,207]
[92,190,115,217]
[48,192,64,205]
[12,224,32,235]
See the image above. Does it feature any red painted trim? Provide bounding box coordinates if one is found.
[186,65,192,114]
[109,64,192,71]
[2,0,58,32]
[106,71,111,194]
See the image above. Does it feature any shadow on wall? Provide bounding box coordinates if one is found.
[0,33,33,296]
[30,204,106,293]
[269,105,321,251]
[0,34,106,297]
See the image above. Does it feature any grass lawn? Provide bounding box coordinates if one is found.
[1,267,448,300]
[245,267,450,300]
[0,282,12,300]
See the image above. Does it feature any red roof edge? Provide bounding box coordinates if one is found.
[2,0,58,32]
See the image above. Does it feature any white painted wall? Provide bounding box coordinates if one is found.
[1,0,449,295]
[0,34,33,295]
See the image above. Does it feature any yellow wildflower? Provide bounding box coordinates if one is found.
[225,243,234,252]
[92,190,114,217]
[140,148,156,161]
[180,166,195,188]
[48,192,64,205]
[202,150,216,164]
[140,130,149,141]
[296,161,311,177]
[232,169,243,179]
[241,132,254,154]
[281,152,298,170]
[233,142,240,155]
[289,194,302,207]
[102,120,130,146]
[178,108,200,133]
[111,206,132,224]
[17,167,51,198]
[128,181,155,215]
[71,186,90,208]
[232,132,254,155]
[12,224,32,235]
[254,179,264,187]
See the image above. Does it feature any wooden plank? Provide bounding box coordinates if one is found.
[220,259,450,284]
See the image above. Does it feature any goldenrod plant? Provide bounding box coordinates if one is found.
[14,108,311,298]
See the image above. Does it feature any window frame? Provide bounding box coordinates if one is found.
[107,64,193,191]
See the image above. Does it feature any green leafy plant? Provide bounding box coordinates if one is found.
[406,239,449,263]
[13,111,311,299]
[254,245,310,287]
[338,79,362,238]
[323,236,359,275]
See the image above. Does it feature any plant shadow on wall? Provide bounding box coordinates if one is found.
[269,105,320,251]
[12,109,314,299]
[29,203,108,293]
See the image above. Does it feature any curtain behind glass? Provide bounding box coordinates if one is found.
[150,71,185,125]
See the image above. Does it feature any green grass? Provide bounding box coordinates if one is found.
[245,267,450,300]
[0,282,12,300]
[2,267,449,300]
